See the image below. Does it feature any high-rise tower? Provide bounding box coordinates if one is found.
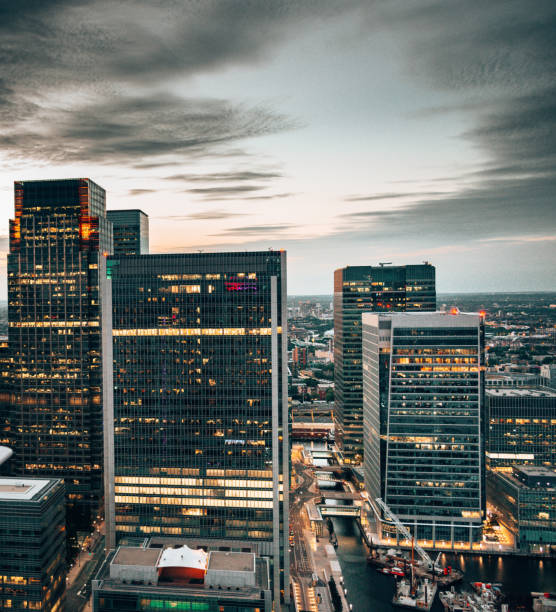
[362,311,485,546]
[7,179,112,532]
[107,209,149,256]
[333,264,435,463]
[106,250,289,606]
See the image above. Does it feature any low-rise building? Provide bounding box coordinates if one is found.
[487,466,556,554]
[0,477,66,611]
[92,539,271,612]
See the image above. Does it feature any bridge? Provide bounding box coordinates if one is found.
[313,465,348,477]
[291,421,334,440]
[319,490,359,501]
[318,504,361,517]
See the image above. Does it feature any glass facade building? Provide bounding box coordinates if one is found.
[106,251,288,606]
[107,210,149,256]
[362,312,485,546]
[333,264,436,463]
[7,179,112,532]
[0,477,66,611]
[486,466,556,554]
[486,387,556,470]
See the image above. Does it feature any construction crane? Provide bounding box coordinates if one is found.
[375,498,442,573]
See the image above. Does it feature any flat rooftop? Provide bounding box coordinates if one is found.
[515,466,556,478]
[486,387,556,398]
[113,547,162,566]
[208,551,254,572]
[0,478,53,501]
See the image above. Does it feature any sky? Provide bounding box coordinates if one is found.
[1,0,555,296]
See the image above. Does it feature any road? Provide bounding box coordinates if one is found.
[290,449,324,611]
[64,522,106,611]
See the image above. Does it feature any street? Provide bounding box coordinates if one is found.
[64,521,106,611]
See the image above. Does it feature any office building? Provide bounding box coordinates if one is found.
[541,364,556,390]
[92,540,271,612]
[362,311,485,546]
[0,340,10,457]
[0,477,66,611]
[106,251,288,605]
[107,209,149,256]
[7,179,112,532]
[334,263,435,462]
[486,387,555,470]
[487,466,556,554]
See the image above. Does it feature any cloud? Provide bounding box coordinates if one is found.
[242,192,294,201]
[210,223,294,237]
[0,93,293,166]
[344,192,444,202]
[479,234,556,245]
[330,1,556,248]
[165,171,281,183]
[0,1,320,170]
[128,188,156,196]
[156,210,246,221]
[185,185,266,196]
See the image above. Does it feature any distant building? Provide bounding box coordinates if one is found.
[107,209,149,256]
[106,251,288,606]
[362,311,485,546]
[541,364,556,389]
[92,540,271,612]
[487,466,556,554]
[334,264,436,463]
[486,387,556,470]
[7,179,112,532]
[486,371,541,387]
[292,346,308,368]
[0,477,66,611]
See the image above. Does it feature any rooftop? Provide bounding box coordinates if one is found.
[486,387,556,398]
[112,546,162,567]
[0,477,53,501]
[208,551,254,573]
[514,466,556,478]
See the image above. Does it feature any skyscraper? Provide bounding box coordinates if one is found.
[106,251,288,605]
[334,264,436,463]
[7,179,112,533]
[107,209,149,256]
[362,311,485,546]
[0,477,66,611]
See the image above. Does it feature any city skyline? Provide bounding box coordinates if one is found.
[1,2,556,296]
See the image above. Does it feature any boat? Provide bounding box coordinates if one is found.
[377,566,406,577]
[439,582,507,612]
[439,589,472,611]
[393,577,437,610]
[532,592,556,612]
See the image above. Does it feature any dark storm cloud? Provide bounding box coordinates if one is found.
[0,0,319,168]
[335,0,556,243]
[0,93,292,165]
